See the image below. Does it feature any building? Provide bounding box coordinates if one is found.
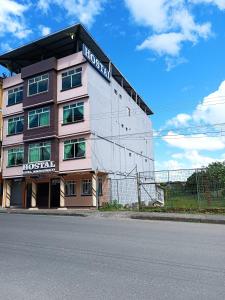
[0,24,154,209]
[0,76,3,206]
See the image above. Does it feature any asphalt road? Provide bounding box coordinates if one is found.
[0,214,224,300]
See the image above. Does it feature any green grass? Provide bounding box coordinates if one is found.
[165,194,225,209]
[99,194,225,214]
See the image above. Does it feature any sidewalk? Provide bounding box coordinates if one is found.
[1,208,225,224]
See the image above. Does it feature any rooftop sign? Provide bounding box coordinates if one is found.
[82,44,111,81]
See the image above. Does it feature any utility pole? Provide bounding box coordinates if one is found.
[96,170,99,210]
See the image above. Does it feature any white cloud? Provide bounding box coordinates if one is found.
[0,42,12,53]
[37,0,50,13]
[165,57,188,71]
[138,32,186,57]
[0,0,32,39]
[39,25,51,36]
[37,0,106,27]
[166,113,192,127]
[159,80,225,170]
[156,150,223,170]
[190,0,225,10]
[193,81,225,124]
[125,0,212,58]
[165,80,225,130]
[163,131,225,151]
[172,150,223,168]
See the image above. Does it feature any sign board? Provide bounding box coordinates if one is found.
[23,161,55,174]
[82,44,111,81]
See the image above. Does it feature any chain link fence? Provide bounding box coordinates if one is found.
[106,168,225,209]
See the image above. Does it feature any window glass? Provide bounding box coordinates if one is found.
[28,142,51,162]
[82,179,92,195]
[61,67,82,91]
[63,102,84,124]
[39,79,48,93]
[65,181,76,196]
[64,139,85,160]
[62,77,71,91]
[28,107,50,129]
[28,74,49,96]
[8,147,24,167]
[8,86,23,106]
[28,83,38,96]
[8,116,24,135]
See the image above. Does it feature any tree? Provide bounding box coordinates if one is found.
[186,162,225,194]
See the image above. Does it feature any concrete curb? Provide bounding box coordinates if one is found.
[130,214,225,225]
[1,209,225,224]
[0,209,88,218]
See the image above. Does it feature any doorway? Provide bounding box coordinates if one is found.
[11,180,23,208]
[37,183,49,208]
[51,179,60,208]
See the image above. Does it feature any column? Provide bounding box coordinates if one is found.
[59,178,66,209]
[2,180,11,208]
[92,173,97,207]
[31,182,37,209]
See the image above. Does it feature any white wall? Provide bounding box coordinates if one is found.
[88,64,154,176]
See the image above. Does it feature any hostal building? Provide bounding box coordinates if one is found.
[0,24,154,209]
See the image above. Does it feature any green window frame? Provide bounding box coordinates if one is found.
[8,116,24,135]
[8,147,24,167]
[8,86,23,106]
[64,138,86,160]
[28,74,49,96]
[28,142,51,162]
[61,67,82,91]
[65,181,76,196]
[28,107,50,129]
[63,102,84,124]
[81,179,92,196]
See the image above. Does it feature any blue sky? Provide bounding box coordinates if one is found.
[1,0,225,170]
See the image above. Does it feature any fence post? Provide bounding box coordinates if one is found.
[136,169,141,211]
[196,169,200,209]
[116,180,119,203]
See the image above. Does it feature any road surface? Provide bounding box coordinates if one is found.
[0,214,224,299]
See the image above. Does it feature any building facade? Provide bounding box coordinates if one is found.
[0,77,3,206]
[0,24,154,209]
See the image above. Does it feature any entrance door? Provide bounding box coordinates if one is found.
[26,183,32,208]
[11,180,23,207]
[51,179,60,208]
[36,183,49,208]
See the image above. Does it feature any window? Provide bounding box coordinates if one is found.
[64,138,85,160]
[8,147,24,167]
[8,86,23,106]
[82,179,92,196]
[98,177,103,196]
[65,181,76,196]
[28,74,49,96]
[28,107,50,129]
[62,67,82,91]
[8,116,24,135]
[63,102,84,124]
[28,142,51,162]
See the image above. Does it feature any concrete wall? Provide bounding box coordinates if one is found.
[88,65,154,176]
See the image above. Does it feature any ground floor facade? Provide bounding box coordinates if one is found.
[2,172,109,209]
